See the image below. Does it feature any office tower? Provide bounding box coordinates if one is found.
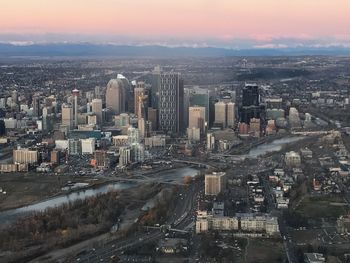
[119,146,131,166]
[158,72,184,134]
[214,101,227,128]
[91,98,103,124]
[240,84,264,125]
[127,126,140,144]
[242,84,259,106]
[138,118,151,139]
[95,86,101,99]
[227,102,235,128]
[106,75,129,115]
[206,133,215,150]
[188,106,206,134]
[61,104,73,130]
[189,87,210,125]
[132,143,145,163]
[147,107,158,130]
[72,89,80,128]
[150,66,162,109]
[32,96,40,117]
[134,82,145,118]
[205,172,226,196]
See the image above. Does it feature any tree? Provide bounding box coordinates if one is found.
[0,119,5,136]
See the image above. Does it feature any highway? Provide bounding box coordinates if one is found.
[73,178,201,262]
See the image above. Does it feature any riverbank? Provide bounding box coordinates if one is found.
[0,173,109,212]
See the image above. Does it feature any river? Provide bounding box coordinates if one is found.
[0,167,199,224]
[245,136,306,158]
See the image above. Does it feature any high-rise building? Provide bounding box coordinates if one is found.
[289,107,301,128]
[148,107,158,130]
[106,75,129,115]
[32,96,40,117]
[61,104,73,130]
[214,101,227,128]
[68,139,81,155]
[91,99,103,124]
[249,118,261,137]
[207,133,215,150]
[188,106,206,134]
[134,82,145,118]
[119,146,131,166]
[158,72,184,134]
[227,102,235,128]
[242,84,259,106]
[240,84,264,125]
[205,172,226,196]
[94,150,109,169]
[127,126,140,144]
[72,89,80,128]
[189,87,210,124]
[187,127,201,141]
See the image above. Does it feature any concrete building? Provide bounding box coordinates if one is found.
[285,151,301,167]
[127,126,140,144]
[249,118,261,137]
[81,138,95,154]
[13,149,38,164]
[91,99,103,124]
[214,101,227,128]
[93,150,109,169]
[158,72,184,134]
[205,172,226,195]
[144,135,167,148]
[304,253,326,263]
[72,89,80,128]
[206,133,215,150]
[106,76,129,115]
[187,127,201,142]
[134,82,145,118]
[188,106,206,134]
[288,107,301,129]
[226,102,235,128]
[68,139,81,155]
[119,146,131,166]
[61,104,73,130]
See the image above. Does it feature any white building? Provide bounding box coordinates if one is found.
[81,138,95,154]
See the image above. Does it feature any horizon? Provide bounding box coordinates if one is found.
[1,0,350,49]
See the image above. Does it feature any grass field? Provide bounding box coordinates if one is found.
[296,194,348,219]
[243,238,285,263]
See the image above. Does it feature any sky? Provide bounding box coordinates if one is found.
[1,0,350,48]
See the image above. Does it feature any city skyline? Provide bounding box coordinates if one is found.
[1,0,350,48]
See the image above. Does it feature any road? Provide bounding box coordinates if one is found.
[73,178,202,263]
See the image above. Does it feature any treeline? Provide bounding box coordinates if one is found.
[0,191,124,262]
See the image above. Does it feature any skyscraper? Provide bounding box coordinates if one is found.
[72,89,80,128]
[188,106,206,134]
[158,72,184,134]
[227,102,236,128]
[106,75,129,115]
[61,104,73,130]
[32,96,40,117]
[214,101,227,128]
[134,82,145,118]
[242,84,259,106]
[189,87,210,124]
[91,98,103,124]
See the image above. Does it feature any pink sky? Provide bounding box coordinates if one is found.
[1,0,350,45]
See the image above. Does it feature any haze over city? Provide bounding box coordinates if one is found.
[1,1,350,263]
